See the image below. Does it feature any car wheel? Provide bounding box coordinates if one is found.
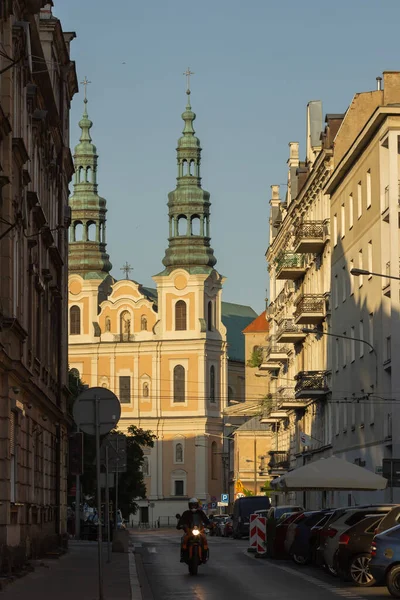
[292,553,309,566]
[349,554,375,587]
[387,564,400,598]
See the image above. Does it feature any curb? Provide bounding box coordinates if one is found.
[129,549,143,600]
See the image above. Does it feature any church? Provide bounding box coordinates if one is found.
[67,82,257,523]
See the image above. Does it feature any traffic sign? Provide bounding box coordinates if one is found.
[202,503,208,511]
[73,387,121,436]
[221,493,229,503]
[217,502,228,507]
[211,502,217,509]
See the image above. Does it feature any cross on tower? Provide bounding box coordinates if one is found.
[80,76,91,101]
[183,67,194,93]
[121,262,133,279]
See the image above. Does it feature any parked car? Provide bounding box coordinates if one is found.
[309,511,335,564]
[370,524,400,597]
[319,505,395,576]
[222,517,233,537]
[375,506,400,536]
[336,514,383,587]
[216,516,230,536]
[209,515,226,536]
[232,496,271,539]
[287,510,331,565]
[265,506,303,558]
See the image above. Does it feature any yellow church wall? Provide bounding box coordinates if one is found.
[139,355,153,377]
[116,355,133,371]
[97,356,111,379]
[165,292,195,331]
[112,285,141,300]
[81,297,90,334]
[162,434,196,498]
[159,353,199,410]
[70,356,92,386]
[132,305,156,333]
[69,279,82,295]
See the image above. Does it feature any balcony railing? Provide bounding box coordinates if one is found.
[276,386,310,409]
[293,221,326,253]
[275,252,307,280]
[276,319,307,343]
[264,339,290,362]
[295,370,329,399]
[268,451,290,473]
[294,294,325,325]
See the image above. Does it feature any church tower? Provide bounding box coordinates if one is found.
[69,82,112,279]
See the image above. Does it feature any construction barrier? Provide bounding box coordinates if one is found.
[247,513,258,552]
[255,516,266,556]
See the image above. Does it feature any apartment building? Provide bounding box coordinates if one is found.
[264,103,343,508]
[0,2,77,565]
[327,72,400,505]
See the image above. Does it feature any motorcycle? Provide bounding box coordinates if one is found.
[176,514,208,576]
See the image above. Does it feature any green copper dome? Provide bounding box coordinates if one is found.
[68,92,112,280]
[159,90,217,275]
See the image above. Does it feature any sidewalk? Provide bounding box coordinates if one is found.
[0,540,136,600]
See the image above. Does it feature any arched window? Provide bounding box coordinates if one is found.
[141,315,148,331]
[175,442,183,463]
[70,305,81,335]
[210,365,215,403]
[182,160,188,176]
[86,166,92,183]
[211,441,217,480]
[175,300,187,331]
[120,310,131,341]
[143,382,149,398]
[105,316,111,332]
[87,222,96,241]
[74,222,83,241]
[173,365,185,403]
[208,301,213,331]
[189,160,195,176]
[177,215,187,236]
[191,215,201,235]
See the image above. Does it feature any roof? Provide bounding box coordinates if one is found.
[235,416,271,432]
[243,310,269,334]
[221,301,258,362]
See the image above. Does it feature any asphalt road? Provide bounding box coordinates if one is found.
[132,529,393,600]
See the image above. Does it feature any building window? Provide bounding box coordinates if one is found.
[173,365,185,403]
[210,365,216,403]
[351,326,355,362]
[10,411,17,503]
[174,480,184,496]
[211,441,217,480]
[350,259,354,295]
[175,443,183,463]
[142,456,150,476]
[333,214,337,246]
[366,170,371,208]
[175,300,187,331]
[334,275,338,309]
[142,382,149,398]
[358,250,363,287]
[120,310,131,341]
[369,313,373,350]
[141,315,148,331]
[349,194,354,229]
[119,376,131,403]
[70,305,81,335]
[341,203,345,238]
[357,182,362,218]
[208,301,213,331]
[359,320,364,358]
[335,338,339,372]
[368,241,372,278]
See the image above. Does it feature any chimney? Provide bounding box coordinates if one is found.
[376,76,382,91]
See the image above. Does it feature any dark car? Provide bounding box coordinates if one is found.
[232,496,271,539]
[370,524,400,597]
[336,514,383,587]
[309,511,335,564]
[288,510,332,565]
[266,505,303,557]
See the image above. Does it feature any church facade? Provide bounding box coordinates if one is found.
[68,87,256,522]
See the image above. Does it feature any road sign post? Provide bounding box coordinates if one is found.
[105,444,111,564]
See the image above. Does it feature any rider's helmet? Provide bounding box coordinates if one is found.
[188,497,199,512]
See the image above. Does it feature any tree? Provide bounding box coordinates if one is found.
[247,346,264,368]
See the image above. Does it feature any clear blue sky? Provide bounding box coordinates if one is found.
[56,0,400,313]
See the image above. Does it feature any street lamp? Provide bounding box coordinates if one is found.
[302,327,377,387]
[351,267,400,282]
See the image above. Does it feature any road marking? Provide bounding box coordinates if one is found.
[243,552,368,600]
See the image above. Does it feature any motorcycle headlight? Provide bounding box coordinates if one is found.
[192,528,200,536]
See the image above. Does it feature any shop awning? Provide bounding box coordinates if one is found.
[270,456,387,492]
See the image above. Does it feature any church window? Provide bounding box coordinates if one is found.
[173,365,185,403]
[211,442,217,480]
[207,301,213,331]
[141,315,148,331]
[119,375,131,404]
[191,215,201,236]
[87,222,96,241]
[175,443,183,463]
[86,166,92,182]
[182,160,188,176]
[77,166,83,183]
[143,382,149,398]
[120,310,131,341]
[174,480,184,496]
[70,306,81,335]
[105,316,111,332]
[74,222,83,241]
[175,300,187,331]
[210,365,216,403]
[189,160,195,176]
[177,215,187,236]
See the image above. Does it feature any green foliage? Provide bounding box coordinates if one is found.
[261,393,273,415]
[243,487,254,496]
[247,346,263,368]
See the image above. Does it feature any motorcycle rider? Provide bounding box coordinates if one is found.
[177,498,210,562]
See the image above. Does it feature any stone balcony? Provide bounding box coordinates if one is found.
[293,221,327,254]
[268,451,290,476]
[276,319,307,344]
[294,294,325,325]
[277,386,310,410]
[295,370,329,399]
[275,252,306,280]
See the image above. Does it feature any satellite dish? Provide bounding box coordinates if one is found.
[73,387,121,436]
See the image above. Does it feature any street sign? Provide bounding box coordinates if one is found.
[73,387,121,436]
[221,493,229,503]
[211,502,217,509]
[217,502,228,507]
[202,503,208,511]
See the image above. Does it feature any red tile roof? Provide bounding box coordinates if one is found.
[242,310,269,333]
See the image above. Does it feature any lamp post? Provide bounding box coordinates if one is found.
[350,267,400,282]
